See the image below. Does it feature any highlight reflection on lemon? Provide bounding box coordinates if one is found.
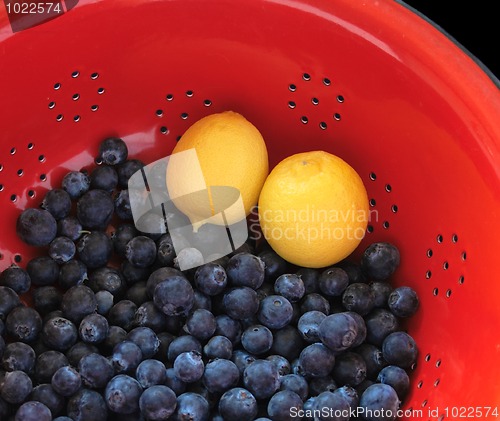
[166,111,269,228]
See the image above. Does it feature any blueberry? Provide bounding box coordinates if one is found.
[258,249,289,283]
[312,391,350,421]
[77,231,113,270]
[192,290,212,312]
[279,373,309,401]
[214,315,242,345]
[154,233,176,267]
[361,242,400,281]
[62,171,91,199]
[1,370,33,404]
[319,312,359,353]
[111,340,143,373]
[354,343,388,380]
[48,236,76,264]
[174,351,204,383]
[0,286,21,319]
[266,354,291,377]
[297,310,326,343]
[359,383,400,421]
[121,261,151,286]
[27,256,60,286]
[89,164,119,192]
[319,267,349,296]
[30,384,65,417]
[267,390,303,421]
[41,188,72,220]
[274,273,305,302]
[344,311,368,348]
[171,392,210,421]
[135,359,167,388]
[202,359,240,394]
[79,353,114,389]
[382,331,418,368]
[257,295,293,329]
[5,306,42,343]
[114,189,133,221]
[195,263,228,296]
[98,137,128,166]
[153,274,194,316]
[223,287,259,321]
[370,282,393,308]
[58,259,88,290]
[270,325,304,362]
[183,309,216,341]
[226,252,265,290]
[333,385,359,410]
[243,359,280,399]
[167,335,202,364]
[96,290,115,315]
[61,285,97,324]
[15,401,52,421]
[240,324,273,355]
[165,367,187,396]
[78,313,109,344]
[57,216,84,242]
[376,365,410,401]
[77,189,115,231]
[230,349,256,376]
[67,388,108,421]
[66,341,99,367]
[387,286,419,318]
[331,351,367,387]
[296,267,320,294]
[117,159,145,188]
[299,343,336,378]
[105,374,142,414]
[0,264,31,294]
[300,293,330,315]
[87,266,125,297]
[33,286,62,316]
[134,301,169,333]
[218,388,258,421]
[2,341,36,372]
[127,326,160,359]
[342,283,375,316]
[17,208,57,246]
[112,224,139,257]
[51,365,81,397]
[364,308,400,347]
[41,317,78,352]
[124,236,157,269]
[101,326,127,354]
[34,350,69,383]
[107,299,137,331]
[139,385,177,420]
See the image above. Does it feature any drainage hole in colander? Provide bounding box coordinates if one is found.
[40,173,47,181]
[72,93,80,101]
[156,109,163,117]
[288,101,296,109]
[203,99,212,107]
[410,362,417,370]
[367,225,374,234]
[337,94,344,103]
[426,249,433,258]
[14,254,22,263]
[452,233,459,243]
[417,380,423,388]
[97,87,105,95]
[71,70,79,78]
[461,251,467,261]
[27,143,34,150]
[436,234,443,243]
[288,84,296,92]
[180,112,188,120]
[443,261,449,270]
[421,399,428,408]
[436,359,442,367]
[391,204,398,213]
[17,169,23,177]
[433,287,439,296]
[48,101,56,109]
[425,270,432,279]
[445,289,452,298]
[319,122,327,130]
[458,275,465,285]
[333,113,341,121]
[54,82,61,90]
[0,184,4,192]
[369,198,376,207]
[10,147,16,155]
[385,184,392,192]
[90,72,99,80]
[28,190,35,198]
[434,378,440,387]
[56,114,63,122]
[369,172,377,181]
[91,105,99,112]
[302,73,311,81]
[160,126,169,135]
[438,415,445,421]
[382,221,390,229]
[38,155,45,163]
[425,353,431,362]
[301,116,308,124]
[74,115,81,122]
[176,135,182,142]
[312,97,319,105]
[186,90,194,97]
[323,77,331,86]
[10,194,17,202]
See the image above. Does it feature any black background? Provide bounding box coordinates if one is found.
[400,1,499,80]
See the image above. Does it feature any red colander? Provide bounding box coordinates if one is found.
[1,0,499,419]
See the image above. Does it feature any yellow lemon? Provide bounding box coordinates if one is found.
[258,151,369,268]
[166,111,268,227]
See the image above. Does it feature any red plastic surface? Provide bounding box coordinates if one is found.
[1,0,499,418]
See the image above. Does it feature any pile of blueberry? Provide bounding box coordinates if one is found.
[0,138,419,421]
